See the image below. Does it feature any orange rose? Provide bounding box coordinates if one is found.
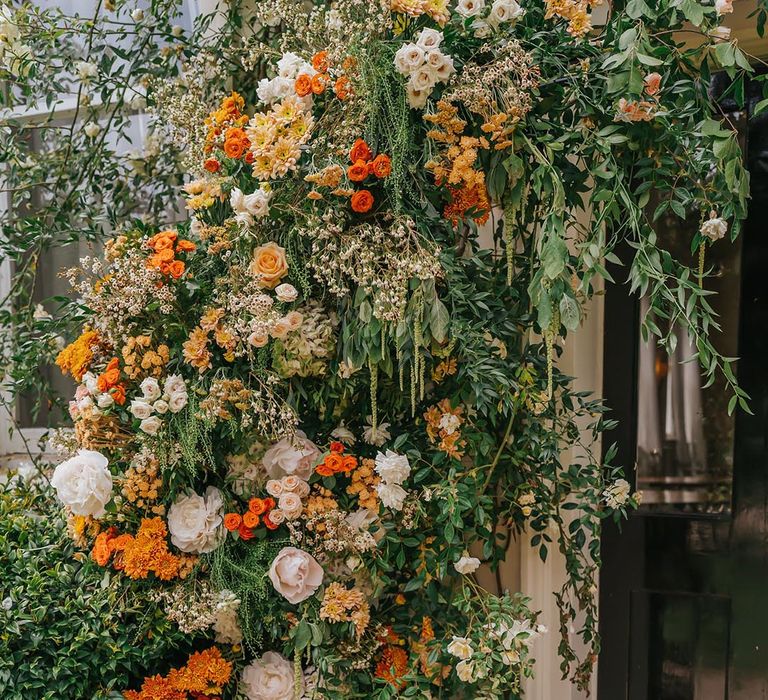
[263,513,279,530]
[263,497,276,511]
[224,513,242,531]
[204,158,221,173]
[315,463,334,477]
[111,384,126,406]
[249,498,267,515]
[238,524,255,540]
[224,138,246,159]
[348,160,369,183]
[168,260,186,279]
[351,189,374,213]
[312,51,329,72]
[176,239,196,253]
[295,73,313,97]
[311,73,328,95]
[225,127,246,141]
[325,453,345,473]
[156,248,175,263]
[243,511,260,528]
[342,455,358,472]
[334,75,352,101]
[330,441,345,454]
[250,241,288,289]
[245,151,255,164]
[349,138,372,163]
[371,154,391,179]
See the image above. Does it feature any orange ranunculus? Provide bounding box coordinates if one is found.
[351,189,374,213]
[249,498,267,515]
[342,455,358,472]
[371,153,392,179]
[312,50,329,72]
[168,260,186,279]
[204,158,221,173]
[263,513,278,530]
[349,138,372,163]
[92,529,116,566]
[311,73,328,95]
[295,73,313,97]
[348,159,369,183]
[243,511,260,529]
[111,384,126,405]
[238,524,255,541]
[334,75,352,101]
[223,138,246,159]
[224,513,242,531]
[176,239,196,253]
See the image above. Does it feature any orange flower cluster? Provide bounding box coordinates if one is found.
[96,357,127,405]
[147,230,196,280]
[375,628,410,688]
[424,398,467,459]
[55,328,100,381]
[224,496,278,540]
[294,51,354,102]
[295,71,330,98]
[222,126,251,161]
[124,646,233,700]
[346,139,391,214]
[121,335,170,380]
[204,91,249,156]
[316,441,358,477]
[92,517,182,581]
[346,457,380,511]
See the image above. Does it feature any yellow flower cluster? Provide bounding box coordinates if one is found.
[55,329,99,381]
[122,457,165,515]
[246,96,314,181]
[544,0,594,38]
[319,582,371,637]
[184,178,224,211]
[391,0,450,25]
[121,335,170,380]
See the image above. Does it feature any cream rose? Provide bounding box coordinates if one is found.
[277,492,303,520]
[275,283,298,303]
[167,486,224,553]
[167,391,188,413]
[454,555,481,575]
[266,479,284,497]
[130,399,154,420]
[374,450,411,485]
[270,318,291,340]
[284,311,303,331]
[447,636,474,660]
[377,481,408,511]
[139,415,162,435]
[140,377,161,400]
[394,44,425,75]
[268,546,324,604]
[250,242,288,289]
[242,651,301,700]
[50,449,113,518]
[248,329,270,348]
[262,432,320,480]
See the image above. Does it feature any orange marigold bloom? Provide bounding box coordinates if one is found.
[375,645,409,688]
[168,260,186,279]
[350,189,374,213]
[349,138,372,163]
[311,73,329,95]
[91,528,116,566]
[370,153,392,179]
[312,50,329,72]
[295,73,313,97]
[249,498,267,515]
[223,513,242,531]
[333,75,352,100]
[347,159,369,183]
[55,329,99,381]
[204,158,221,173]
[243,511,260,529]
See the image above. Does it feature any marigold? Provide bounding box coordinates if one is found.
[370,153,392,179]
[56,329,99,381]
[348,160,369,183]
[223,513,241,531]
[349,138,373,163]
[375,645,409,688]
[295,73,313,97]
[351,189,374,213]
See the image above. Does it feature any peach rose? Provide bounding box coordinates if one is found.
[268,546,324,604]
[270,318,292,339]
[248,329,270,348]
[250,242,288,289]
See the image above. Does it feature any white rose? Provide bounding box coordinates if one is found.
[262,432,320,480]
[374,450,411,485]
[294,479,310,498]
[280,475,302,492]
[345,508,379,532]
[456,0,486,17]
[716,0,733,14]
[131,8,144,21]
[153,399,169,415]
[434,53,455,82]
[214,607,243,645]
[256,77,276,104]
[268,508,286,525]
[268,546,324,604]
[416,28,444,50]
[140,377,161,401]
[275,283,298,303]
[407,84,429,109]
[456,659,477,682]
[266,479,284,497]
[603,478,631,509]
[163,374,186,397]
[167,486,225,553]
[410,67,438,92]
[394,43,426,75]
[489,0,525,24]
[50,450,112,518]
[82,372,99,394]
[700,210,728,241]
[277,51,310,79]
[231,187,272,223]
[242,651,301,700]
[447,636,474,660]
[278,492,303,520]
[454,555,481,575]
[377,482,408,511]
[95,393,114,409]
[139,416,163,435]
[167,391,188,413]
[130,399,154,420]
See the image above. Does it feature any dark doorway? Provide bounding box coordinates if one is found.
[598,77,768,700]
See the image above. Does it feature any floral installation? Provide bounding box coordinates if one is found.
[10,0,756,698]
